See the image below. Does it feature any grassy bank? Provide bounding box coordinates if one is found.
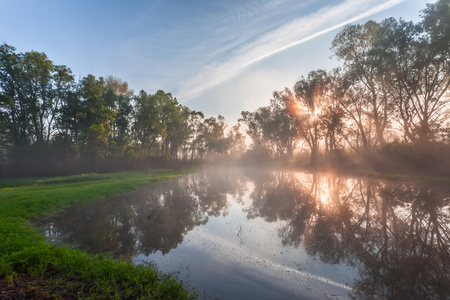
[0,169,197,299]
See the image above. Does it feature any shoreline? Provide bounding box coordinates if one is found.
[0,168,198,299]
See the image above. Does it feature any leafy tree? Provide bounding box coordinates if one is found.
[226,123,246,158]
[157,91,190,158]
[331,21,392,146]
[293,70,331,164]
[133,90,161,153]
[51,65,75,140]
[240,91,301,159]
[378,16,449,143]
[56,89,82,145]
[0,94,13,164]
[197,115,229,158]
[21,50,55,143]
[240,108,272,157]
[421,0,450,57]
[132,89,192,159]
[104,76,134,157]
[0,44,78,175]
[78,75,115,158]
[320,69,347,153]
[264,89,301,157]
[333,68,376,151]
[0,45,75,147]
[187,110,205,161]
[0,44,30,148]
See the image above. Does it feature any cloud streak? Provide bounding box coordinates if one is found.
[178,0,406,102]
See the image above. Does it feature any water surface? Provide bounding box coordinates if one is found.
[40,167,450,299]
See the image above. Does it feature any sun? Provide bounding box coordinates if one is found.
[320,193,328,204]
[313,108,322,117]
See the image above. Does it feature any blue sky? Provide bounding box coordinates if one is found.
[1,0,431,123]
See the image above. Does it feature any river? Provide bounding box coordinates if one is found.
[39,167,450,299]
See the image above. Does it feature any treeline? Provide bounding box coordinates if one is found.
[1,0,449,177]
[239,0,450,174]
[0,47,244,176]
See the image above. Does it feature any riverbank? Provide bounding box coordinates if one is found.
[240,143,450,187]
[0,169,197,299]
[313,168,450,188]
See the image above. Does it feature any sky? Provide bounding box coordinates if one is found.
[0,0,432,124]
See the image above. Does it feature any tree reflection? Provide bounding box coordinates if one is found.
[245,170,450,299]
[351,183,450,299]
[243,170,315,224]
[41,168,247,259]
[41,168,449,298]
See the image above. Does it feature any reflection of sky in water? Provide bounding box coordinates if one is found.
[39,168,450,299]
[136,182,356,300]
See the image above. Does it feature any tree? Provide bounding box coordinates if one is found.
[331,21,392,147]
[333,68,376,151]
[78,75,115,158]
[158,91,190,158]
[0,45,75,147]
[378,16,450,143]
[21,50,55,144]
[0,44,30,148]
[133,90,161,153]
[197,115,229,158]
[187,110,205,162]
[0,42,78,175]
[103,76,133,157]
[265,90,301,157]
[51,65,75,141]
[293,70,331,164]
[0,94,12,164]
[421,0,450,57]
[56,89,82,145]
[240,90,301,159]
[132,89,191,159]
[240,108,273,157]
[320,69,347,153]
[226,123,246,158]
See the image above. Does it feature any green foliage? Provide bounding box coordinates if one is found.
[2,1,448,176]
[0,169,197,299]
[421,0,450,55]
[331,5,449,146]
[240,89,300,159]
[0,44,240,176]
[0,44,75,147]
[241,0,449,166]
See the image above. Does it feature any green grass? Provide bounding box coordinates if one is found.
[0,168,198,299]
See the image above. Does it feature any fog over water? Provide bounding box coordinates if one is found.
[39,167,450,299]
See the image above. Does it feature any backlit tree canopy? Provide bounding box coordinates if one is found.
[241,0,449,164]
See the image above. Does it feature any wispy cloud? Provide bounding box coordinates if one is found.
[178,0,406,101]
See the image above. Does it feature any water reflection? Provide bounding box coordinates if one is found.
[40,168,450,299]
[41,169,246,260]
